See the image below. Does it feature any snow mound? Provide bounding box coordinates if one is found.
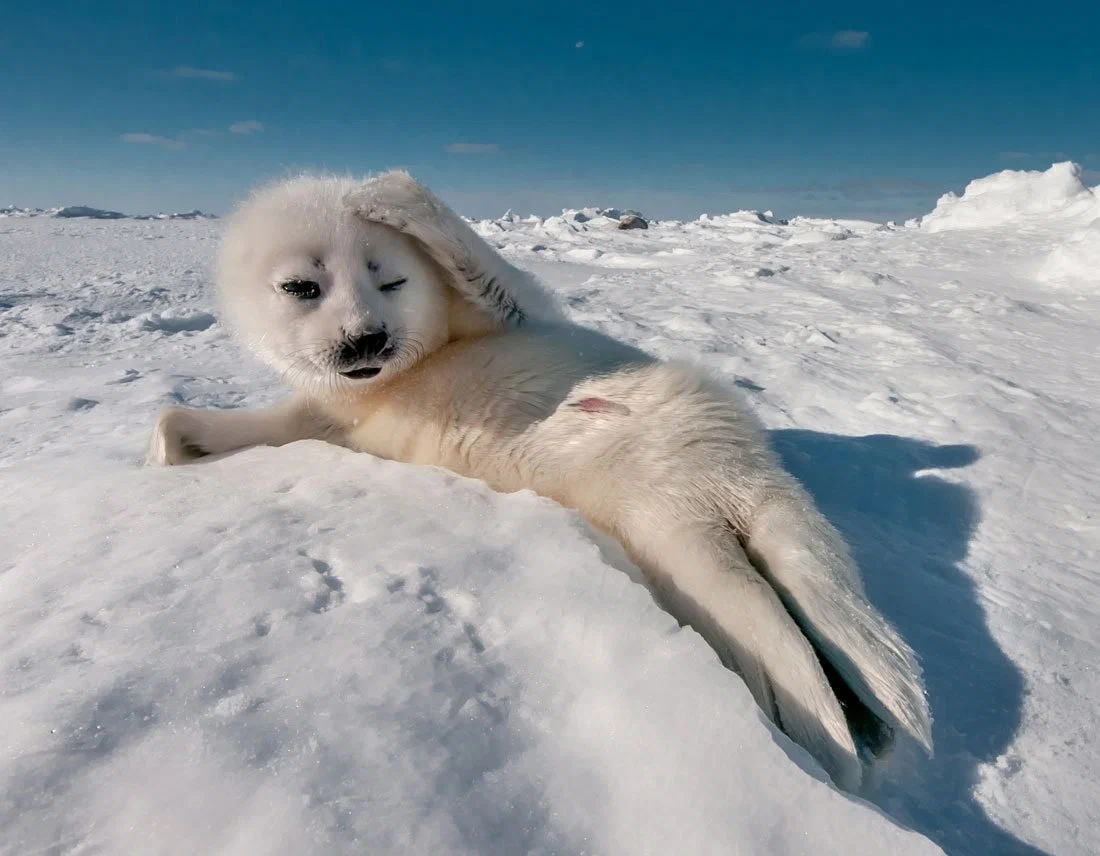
[136,210,219,221]
[545,208,649,233]
[921,162,1100,232]
[699,210,789,227]
[54,206,128,219]
[1037,217,1100,286]
[0,444,940,855]
[472,208,652,239]
[787,228,853,245]
[0,205,53,218]
[567,206,622,223]
[132,309,217,333]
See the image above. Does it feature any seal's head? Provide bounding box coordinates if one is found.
[217,171,563,398]
[217,176,456,395]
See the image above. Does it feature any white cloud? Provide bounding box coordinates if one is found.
[229,120,264,135]
[830,30,870,49]
[445,143,499,155]
[800,30,871,51]
[120,133,186,151]
[169,66,238,82]
[575,41,584,49]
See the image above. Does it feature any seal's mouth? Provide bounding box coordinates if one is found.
[337,343,400,381]
[339,366,382,380]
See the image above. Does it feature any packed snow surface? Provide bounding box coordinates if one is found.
[2,162,1098,855]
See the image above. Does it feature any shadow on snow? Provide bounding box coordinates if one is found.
[772,429,1047,856]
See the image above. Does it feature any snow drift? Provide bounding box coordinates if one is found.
[0,444,940,856]
[921,161,1100,232]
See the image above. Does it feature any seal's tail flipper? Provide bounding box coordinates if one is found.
[634,523,865,791]
[741,485,934,757]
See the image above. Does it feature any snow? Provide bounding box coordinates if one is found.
[0,205,218,220]
[921,161,1100,233]
[1037,218,1100,286]
[1,447,938,855]
[3,164,1099,855]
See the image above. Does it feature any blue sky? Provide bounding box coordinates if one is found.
[1,1,1097,220]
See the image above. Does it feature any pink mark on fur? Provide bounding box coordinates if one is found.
[568,397,631,416]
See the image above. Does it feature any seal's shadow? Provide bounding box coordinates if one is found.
[770,429,1048,856]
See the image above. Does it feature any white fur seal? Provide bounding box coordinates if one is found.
[148,171,932,791]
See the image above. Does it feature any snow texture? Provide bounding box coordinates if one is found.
[1037,218,1100,285]
[2,162,1099,855]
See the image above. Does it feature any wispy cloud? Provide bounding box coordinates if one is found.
[121,133,186,151]
[445,143,499,155]
[575,41,585,49]
[1001,150,1071,162]
[168,65,238,82]
[754,176,938,201]
[800,30,871,51]
[831,30,870,49]
[229,120,264,135]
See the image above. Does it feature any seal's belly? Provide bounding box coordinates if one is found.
[332,324,726,525]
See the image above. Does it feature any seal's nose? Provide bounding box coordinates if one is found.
[340,328,389,363]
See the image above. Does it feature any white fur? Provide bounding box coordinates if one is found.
[148,171,932,791]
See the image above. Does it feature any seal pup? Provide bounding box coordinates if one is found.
[148,171,932,791]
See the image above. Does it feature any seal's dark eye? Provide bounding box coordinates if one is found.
[281,279,321,299]
[380,277,407,293]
